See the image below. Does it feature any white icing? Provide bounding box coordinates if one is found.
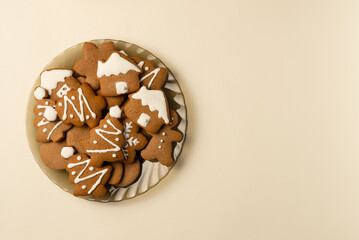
[37,118,49,127]
[86,119,122,154]
[112,154,116,158]
[93,140,98,144]
[58,102,63,107]
[82,185,86,190]
[158,146,162,149]
[137,113,151,127]
[109,105,122,118]
[115,82,128,94]
[160,139,164,143]
[119,50,127,56]
[37,105,57,121]
[121,121,140,159]
[45,101,49,105]
[137,61,144,69]
[103,124,108,128]
[77,156,82,161]
[56,84,71,98]
[42,128,47,133]
[115,138,120,141]
[39,112,43,116]
[40,69,73,95]
[132,87,169,124]
[140,68,161,88]
[70,114,74,119]
[86,115,90,120]
[71,171,76,176]
[162,132,166,136]
[97,52,140,78]
[61,147,75,159]
[71,96,76,100]
[46,121,62,140]
[89,167,94,171]
[34,87,47,100]
[144,66,149,71]
[61,88,97,122]
[67,159,109,194]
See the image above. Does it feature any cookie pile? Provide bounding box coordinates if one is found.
[33,42,183,198]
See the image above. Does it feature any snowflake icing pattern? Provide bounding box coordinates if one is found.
[121,122,139,159]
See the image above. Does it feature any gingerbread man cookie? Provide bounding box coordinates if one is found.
[33,99,72,142]
[81,114,125,167]
[123,86,170,134]
[132,57,168,90]
[141,110,183,166]
[66,153,112,197]
[56,83,106,128]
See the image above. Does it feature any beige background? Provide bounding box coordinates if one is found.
[1,0,359,239]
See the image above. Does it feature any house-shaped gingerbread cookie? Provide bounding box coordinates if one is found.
[123,86,170,134]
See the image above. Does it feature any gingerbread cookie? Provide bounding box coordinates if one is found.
[66,126,91,153]
[141,110,183,166]
[56,83,106,128]
[73,42,117,89]
[66,153,112,197]
[50,76,81,100]
[132,57,167,90]
[40,69,74,96]
[121,117,148,164]
[81,114,125,166]
[115,157,141,187]
[107,162,124,185]
[97,89,126,109]
[123,86,170,133]
[97,51,141,96]
[40,141,69,170]
[33,99,72,142]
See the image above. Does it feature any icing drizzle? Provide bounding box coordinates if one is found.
[46,121,62,140]
[140,68,161,88]
[86,119,122,154]
[132,86,169,123]
[61,88,96,122]
[67,159,109,194]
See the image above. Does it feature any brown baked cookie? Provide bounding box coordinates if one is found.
[80,115,125,167]
[97,51,141,96]
[132,57,167,90]
[33,99,72,142]
[56,83,106,128]
[123,86,170,134]
[73,42,117,89]
[115,157,141,187]
[141,110,183,166]
[40,141,68,170]
[66,153,112,197]
[121,117,148,164]
[96,89,126,109]
[66,126,91,153]
[39,68,74,96]
[50,76,81,101]
[107,162,124,185]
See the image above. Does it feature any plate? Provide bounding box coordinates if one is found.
[25,39,187,202]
